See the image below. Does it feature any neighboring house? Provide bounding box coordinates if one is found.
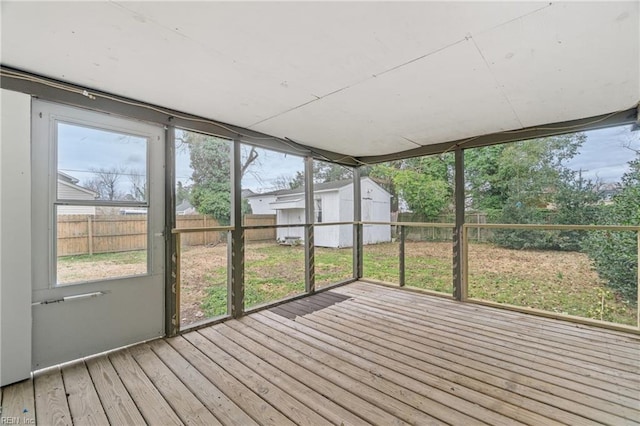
[176,199,197,215]
[57,172,97,215]
[246,177,391,248]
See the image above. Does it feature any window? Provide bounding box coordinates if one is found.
[315,198,322,223]
[55,121,150,285]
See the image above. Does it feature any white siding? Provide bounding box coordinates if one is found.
[271,178,391,247]
[315,191,341,248]
[338,184,355,247]
[0,89,32,386]
[361,178,391,245]
[57,180,96,215]
[57,206,96,215]
[58,205,96,215]
[276,208,304,241]
[247,194,277,214]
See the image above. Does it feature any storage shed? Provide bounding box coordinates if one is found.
[247,177,391,247]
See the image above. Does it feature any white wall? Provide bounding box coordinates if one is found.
[0,89,32,386]
[276,208,305,241]
[247,194,277,215]
[361,178,391,244]
[57,180,96,215]
[315,191,341,248]
[337,184,354,247]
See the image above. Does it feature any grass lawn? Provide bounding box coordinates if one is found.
[198,243,354,316]
[58,241,637,326]
[196,241,636,325]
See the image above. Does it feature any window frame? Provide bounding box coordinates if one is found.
[49,113,154,287]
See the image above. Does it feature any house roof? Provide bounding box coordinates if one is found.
[2,2,637,161]
[250,179,351,197]
[57,171,79,184]
[176,199,195,213]
[57,178,98,197]
[248,177,389,198]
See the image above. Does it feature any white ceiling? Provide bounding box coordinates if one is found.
[1,1,638,157]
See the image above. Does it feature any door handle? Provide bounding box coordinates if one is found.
[32,291,107,306]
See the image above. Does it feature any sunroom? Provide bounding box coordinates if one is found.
[1,2,639,425]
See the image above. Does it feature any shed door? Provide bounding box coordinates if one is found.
[31,100,165,369]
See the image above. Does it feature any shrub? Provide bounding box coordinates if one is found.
[583,157,640,304]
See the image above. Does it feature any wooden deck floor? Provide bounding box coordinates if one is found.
[2,282,639,425]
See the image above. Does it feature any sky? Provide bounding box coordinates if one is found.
[60,123,639,197]
[57,122,147,197]
[175,141,305,193]
[565,125,638,183]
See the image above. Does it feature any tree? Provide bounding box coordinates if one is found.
[288,171,305,189]
[176,181,190,205]
[464,134,592,250]
[583,154,640,303]
[84,167,126,200]
[314,162,353,183]
[128,168,147,201]
[465,134,585,215]
[182,132,259,225]
[369,154,454,219]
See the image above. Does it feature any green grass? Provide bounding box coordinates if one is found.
[200,242,636,325]
[405,257,452,293]
[59,243,637,326]
[201,243,453,317]
[467,272,635,325]
[201,245,356,316]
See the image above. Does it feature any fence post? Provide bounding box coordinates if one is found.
[87,216,93,255]
[399,225,406,287]
[203,215,207,245]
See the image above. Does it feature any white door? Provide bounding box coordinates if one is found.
[31,100,165,369]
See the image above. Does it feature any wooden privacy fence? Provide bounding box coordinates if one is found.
[57,214,276,256]
[244,214,277,241]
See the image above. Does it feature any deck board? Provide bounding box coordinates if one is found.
[128,343,222,426]
[148,339,258,426]
[223,320,407,425]
[335,285,640,374]
[1,378,36,424]
[2,282,639,425]
[61,362,109,426]
[34,368,73,425]
[85,355,146,425]
[168,335,295,426]
[331,290,640,396]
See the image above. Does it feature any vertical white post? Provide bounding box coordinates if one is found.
[0,89,32,386]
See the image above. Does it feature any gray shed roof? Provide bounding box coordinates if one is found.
[247,177,389,198]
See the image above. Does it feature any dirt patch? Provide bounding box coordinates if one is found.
[179,244,228,324]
